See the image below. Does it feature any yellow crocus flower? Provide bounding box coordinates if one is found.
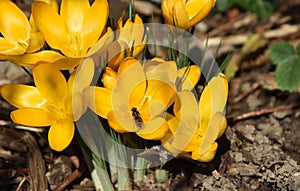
[0,0,78,69]
[161,0,217,30]
[32,0,109,58]
[0,59,94,151]
[84,57,179,140]
[0,0,34,56]
[162,73,228,162]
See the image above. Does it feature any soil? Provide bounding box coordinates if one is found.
[0,0,300,190]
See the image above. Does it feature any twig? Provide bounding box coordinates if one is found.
[229,102,300,123]
[16,176,28,191]
[53,169,82,191]
[229,82,261,104]
[206,24,300,47]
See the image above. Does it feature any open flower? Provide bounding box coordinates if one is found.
[0,0,78,69]
[0,0,39,57]
[0,59,94,151]
[162,73,228,162]
[84,57,178,140]
[32,0,109,58]
[161,0,216,30]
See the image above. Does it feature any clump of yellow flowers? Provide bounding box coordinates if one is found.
[0,0,226,165]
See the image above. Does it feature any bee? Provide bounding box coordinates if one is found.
[131,107,144,128]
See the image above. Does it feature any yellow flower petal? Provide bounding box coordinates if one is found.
[48,118,75,151]
[107,110,137,133]
[144,59,177,84]
[107,40,130,71]
[198,112,226,155]
[70,92,86,121]
[11,108,58,126]
[114,58,146,104]
[84,86,112,118]
[177,65,201,91]
[37,0,59,11]
[26,32,45,53]
[0,0,30,54]
[186,0,216,26]
[168,121,192,152]
[103,67,117,89]
[216,112,227,139]
[60,0,89,36]
[173,1,190,30]
[173,91,199,130]
[53,57,82,70]
[198,73,228,136]
[0,38,25,55]
[69,57,94,93]
[118,14,144,48]
[161,0,176,26]
[141,80,175,118]
[7,50,64,66]
[1,84,46,108]
[33,63,67,105]
[192,142,218,162]
[137,116,169,140]
[162,135,182,155]
[86,27,114,57]
[32,1,72,56]
[80,0,109,55]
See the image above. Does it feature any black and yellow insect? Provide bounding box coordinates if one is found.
[131,107,144,128]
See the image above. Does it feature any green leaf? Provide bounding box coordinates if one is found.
[269,42,295,65]
[236,0,275,19]
[275,56,300,92]
[216,0,234,12]
[217,0,276,19]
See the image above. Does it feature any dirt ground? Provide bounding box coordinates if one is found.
[0,0,300,190]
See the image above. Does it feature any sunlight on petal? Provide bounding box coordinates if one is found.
[0,0,30,50]
[32,1,72,56]
[186,0,216,26]
[174,1,190,30]
[11,108,58,126]
[60,0,89,35]
[81,0,109,55]
[1,84,46,108]
[7,50,65,67]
